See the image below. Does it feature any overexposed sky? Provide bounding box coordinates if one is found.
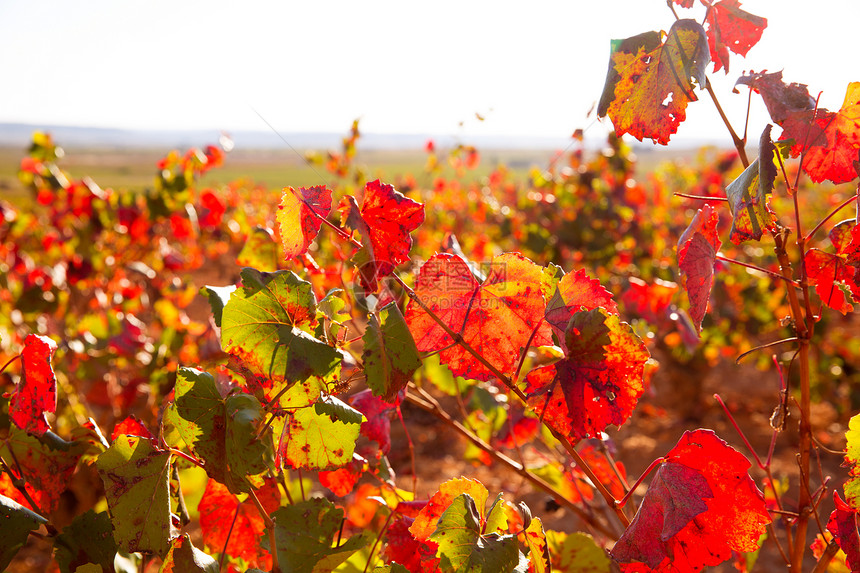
[0,0,854,144]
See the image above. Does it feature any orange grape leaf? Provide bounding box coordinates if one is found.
[735,70,815,125]
[409,477,489,542]
[524,308,648,440]
[319,453,366,496]
[339,179,424,291]
[545,268,618,350]
[703,0,767,74]
[276,185,332,260]
[199,477,280,570]
[598,19,709,145]
[612,429,770,571]
[9,334,58,436]
[678,203,721,332]
[405,252,554,382]
[827,492,860,572]
[781,82,860,184]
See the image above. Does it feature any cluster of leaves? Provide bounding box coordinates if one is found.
[2,1,860,572]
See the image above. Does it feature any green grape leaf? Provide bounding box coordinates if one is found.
[362,303,422,401]
[0,494,47,571]
[159,534,219,573]
[545,530,612,572]
[268,498,368,573]
[96,435,176,556]
[428,493,519,573]
[220,268,342,384]
[278,400,362,470]
[201,285,236,328]
[169,367,268,493]
[237,226,280,271]
[54,510,117,573]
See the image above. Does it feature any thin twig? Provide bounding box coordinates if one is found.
[735,338,799,364]
[673,192,729,202]
[219,505,241,571]
[716,254,799,286]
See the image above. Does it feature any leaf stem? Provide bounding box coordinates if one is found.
[673,192,729,202]
[168,448,205,469]
[716,254,799,286]
[704,78,749,167]
[616,456,665,509]
[0,353,21,376]
[219,505,241,571]
[0,454,47,518]
[734,337,799,364]
[804,190,860,243]
[245,481,280,573]
[714,394,765,469]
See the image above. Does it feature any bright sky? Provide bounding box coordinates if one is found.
[0,0,854,145]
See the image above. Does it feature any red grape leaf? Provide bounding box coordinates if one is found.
[0,428,83,514]
[678,203,721,332]
[576,445,628,500]
[111,415,153,442]
[199,477,280,570]
[612,430,770,571]
[339,179,424,291]
[735,70,815,125]
[781,82,860,184]
[827,492,860,572]
[805,248,856,314]
[405,252,554,382]
[160,534,218,572]
[276,185,332,260]
[525,308,648,440]
[9,334,58,436]
[673,0,694,7]
[319,453,366,496]
[725,125,786,244]
[383,516,440,572]
[350,389,395,454]
[703,0,766,74]
[598,20,710,145]
[96,435,177,556]
[494,411,539,450]
[622,277,679,325]
[545,268,618,350]
[362,303,422,402]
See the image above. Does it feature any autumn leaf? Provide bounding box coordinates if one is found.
[803,220,860,314]
[598,20,710,145]
[111,415,153,442]
[703,0,767,74]
[350,389,395,454]
[827,492,860,572]
[545,530,612,572]
[428,493,519,573]
[621,277,679,326]
[545,267,618,350]
[611,429,770,572]
[363,303,422,402]
[319,453,366,496]
[405,252,554,382]
[217,268,342,385]
[339,179,424,291]
[267,498,368,573]
[9,334,58,436]
[168,367,269,493]
[781,82,860,184]
[735,70,815,125]
[841,413,860,509]
[238,225,280,271]
[160,534,218,573]
[525,308,648,440]
[96,434,177,556]
[725,125,788,244]
[0,494,47,571]
[383,517,439,572]
[678,203,721,331]
[277,185,332,260]
[53,510,117,573]
[523,517,551,573]
[410,477,494,542]
[199,477,280,570]
[277,396,363,470]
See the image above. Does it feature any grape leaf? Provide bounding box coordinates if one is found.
[363,303,421,402]
[827,492,860,572]
[339,179,425,291]
[781,82,860,184]
[9,334,58,436]
[0,494,47,571]
[96,435,176,556]
[0,427,84,513]
[405,252,554,382]
[383,517,438,572]
[735,70,815,125]
[621,277,678,326]
[158,534,218,573]
[598,20,709,145]
[842,412,860,509]
[199,477,280,570]
[238,225,280,271]
[410,477,492,542]
[525,308,648,440]
[111,415,153,442]
[523,517,551,573]
[319,453,366,496]
[545,268,618,350]
[277,186,332,260]
[428,493,519,573]
[611,430,770,571]
[277,397,363,470]
[219,268,342,385]
[202,284,236,328]
[805,249,856,314]
[54,510,117,573]
[703,0,766,74]
[725,125,786,244]
[268,498,368,573]
[350,389,395,454]
[545,530,612,572]
[169,367,269,493]
[678,203,721,331]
